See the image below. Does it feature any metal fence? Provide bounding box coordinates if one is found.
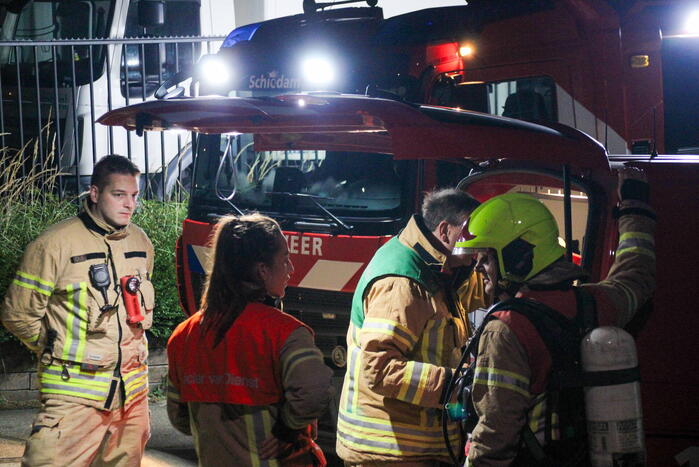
[0,36,224,201]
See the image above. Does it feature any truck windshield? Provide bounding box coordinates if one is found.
[190,134,412,232]
[0,0,114,84]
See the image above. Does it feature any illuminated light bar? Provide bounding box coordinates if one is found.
[459,44,475,57]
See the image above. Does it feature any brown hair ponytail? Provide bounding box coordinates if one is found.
[199,213,282,346]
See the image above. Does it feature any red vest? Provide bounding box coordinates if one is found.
[493,287,619,394]
[168,302,310,405]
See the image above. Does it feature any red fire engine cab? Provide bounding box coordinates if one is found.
[424,0,699,156]
[99,92,699,465]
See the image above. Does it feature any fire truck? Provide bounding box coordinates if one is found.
[99,91,698,465]
[418,0,699,156]
[112,0,697,462]
[185,0,699,157]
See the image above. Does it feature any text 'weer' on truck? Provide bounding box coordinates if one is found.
[98,90,699,464]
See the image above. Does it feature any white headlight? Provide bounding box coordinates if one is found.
[200,57,231,86]
[301,56,336,86]
[685,9,699,34]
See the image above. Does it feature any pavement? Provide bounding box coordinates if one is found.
[0,400,197,466]
[0,400,343,466]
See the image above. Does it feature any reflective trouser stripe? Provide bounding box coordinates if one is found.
[62,283,88,363]
[13,271,54,296]
[39,364,112,401]
[124,364,148,405]
[243,409,279,467]
[337,409,459,456]
[473,366,530,397]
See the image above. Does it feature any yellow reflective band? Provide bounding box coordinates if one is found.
[338,403,454,433]
[40,364,112,401]
[420,320,434,362]
[17,271,55,288]
[282,347,322,381]
[616,246,655,259]
[62,283,88,362]
[243,413,260,467]
[337,415,460,456]
[397,361,415,401]
[347,343,362,413]
[350,323,359,346]
[395,361,431,406]
[337,415,458,444]
[619,232,654,243]
[362,317,419,349]
[124,365,149,404]
[551,412,560,440]
[528,394,546,433]
[20,334,41,350]
[420,319,447,365]
[13,271,55,296]
[473,366,530,397]
[243,409,278,467]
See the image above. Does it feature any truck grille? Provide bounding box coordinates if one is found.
[282,287,353,367]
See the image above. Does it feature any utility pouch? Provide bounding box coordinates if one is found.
[138,278,155,330]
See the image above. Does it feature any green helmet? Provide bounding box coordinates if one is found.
[453,192,565,282]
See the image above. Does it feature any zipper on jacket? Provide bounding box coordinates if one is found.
[104,243,124,410]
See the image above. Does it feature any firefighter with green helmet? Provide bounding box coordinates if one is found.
[452,167,656,466]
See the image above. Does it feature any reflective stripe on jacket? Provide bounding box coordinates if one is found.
[1,201,155,410]
[337,215,487,464]
[467,201,656,465]
[167,319,333,466]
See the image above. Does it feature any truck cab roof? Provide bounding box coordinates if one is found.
[97,93,609,172]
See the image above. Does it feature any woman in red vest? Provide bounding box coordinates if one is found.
[167,213,333,466]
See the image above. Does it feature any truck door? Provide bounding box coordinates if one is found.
[454,165,608,279]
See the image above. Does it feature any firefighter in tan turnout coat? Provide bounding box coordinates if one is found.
[1,155,155,466]
[336,188,488,466]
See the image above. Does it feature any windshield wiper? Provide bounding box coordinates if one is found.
[214,136,244,215]
[267,191,353,234]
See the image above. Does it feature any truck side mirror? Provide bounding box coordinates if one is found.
[138,0,165,28]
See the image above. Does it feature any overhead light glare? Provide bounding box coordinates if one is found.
[301,55,336,86]
[459,44,475,57]
[199,56,231,86]
[684,9,699,34]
